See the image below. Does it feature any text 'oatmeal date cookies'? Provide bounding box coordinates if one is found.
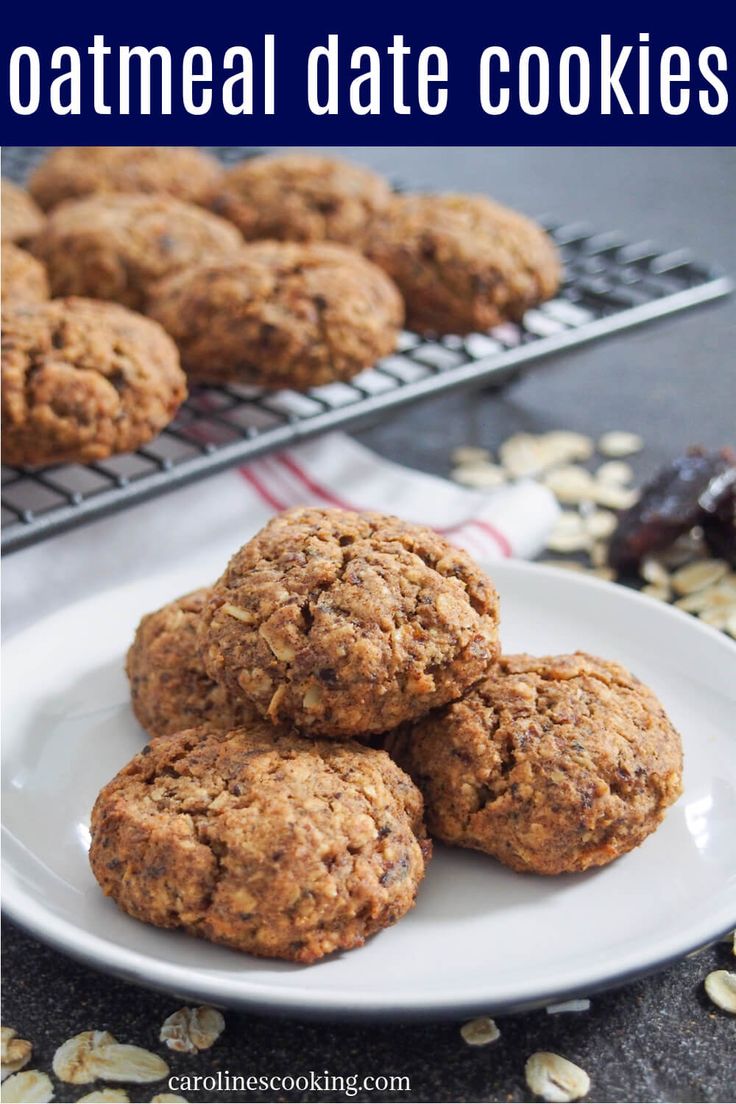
[89,723,431,963]
[1,179,46,245]
[28,145,222,210]
[198,507,500,737]
[1,243,49,306]
[1,297,187,467]
[388,651,683,875]
[32,193,243,312]
[147,241,404,391]
[126,588,256,740]
[366,192,561,335]
[207,152,393,246]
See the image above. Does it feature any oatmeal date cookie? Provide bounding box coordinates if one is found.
[33,194,243,311]
[90,723,431,963]
[388,652,683,875]
[127,588,256,739]
[366,193,561,334]
[147,241,403,389]
[208,153,392,246]
[199,507,500,737]
[2,297,186,466]
[2,179,45,244]
[2,243,49,305]
[28,146,222,210]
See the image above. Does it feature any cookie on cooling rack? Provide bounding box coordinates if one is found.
[208,152,392,246]
[1,243,49,305]
[147,241,403,390]
[197,506,500,738]
[127,588,256,740]
[1,297,186,466]
[32,194,243,311]
[366,193,561,334]
[28,146,222,210]
[387,651,683,875]
[90,722,431,962]
[2,179,45,244]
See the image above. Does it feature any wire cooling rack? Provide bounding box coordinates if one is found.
[1,147,733,554]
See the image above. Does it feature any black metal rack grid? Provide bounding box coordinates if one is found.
[2,147,732,554]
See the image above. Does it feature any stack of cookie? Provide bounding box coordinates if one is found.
[90,506,683,964]
[2,146,562,466]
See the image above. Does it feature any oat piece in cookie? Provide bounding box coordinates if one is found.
[208,153,392,246]
[28,146,222,210]
[2,243,49,305]
[148,241,403,390]
[388,652,683,874]
[90,723,431,963]
[2,179,46,244]
[2,297,186,466]
[366,193,561,334]
[199,507,500,737]
[127,588,255,739]
[33,194,242,312]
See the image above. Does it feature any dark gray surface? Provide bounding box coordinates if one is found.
[3,148,736,1103]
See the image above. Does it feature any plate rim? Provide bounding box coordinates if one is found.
[3,559,736,1020]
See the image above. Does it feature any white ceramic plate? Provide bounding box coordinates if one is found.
[3,560,735,1020]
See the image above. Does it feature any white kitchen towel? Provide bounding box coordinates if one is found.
[2,432,559,635]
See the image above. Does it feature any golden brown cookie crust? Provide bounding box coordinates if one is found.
[389,651,683,875]
[127,588,256,739]
[199,507,500,738]
[366,193,561,334]
[208,153,392,246]
[147,241,404,390]
[32,194,243,312]
[90,723,431,963]
[2,243,49,305]
[28,146,222,210]
[2,297,186,466]
[2,179,45,244]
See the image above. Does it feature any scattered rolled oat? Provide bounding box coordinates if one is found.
[500,432,594,478]
[76,1092,130,1103]
[543,466,597,505]
[525,1051,590,1103]
[459,1016,500,1046]
[640,558,671,588]
[592,483,639,511]
[543,431,595,464]
[538,560,587,572]
[699,608,730,630]
[590,542,609,568]
[159,1007,225,1054]
[584,510,617,541]
[452,462,507,489]
[150,1096,188,1103]
[0,1069,54,1102]
[598,431,644,458]
[642,584,671,602]
[545,999,591,1014]
[546,512,591,554]
[1,1027,32,1081]
[53,1032,168,1085]
[704,969,736,1013]
[595,461,634,486]
[452,446,491,465]
[671,560,730,596]
[591,567,615,581]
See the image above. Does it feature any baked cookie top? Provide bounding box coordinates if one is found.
[198,506,500,737]
[28,146,222,210]
[1,179,45,244]
[1,297,186,466]
[366,192,561,334]
[389,651,683,875]
[1,242,49,305]
[147,241,404,390]
[32,193,243,312]
[90,723,430,963]
[127,588,256,739]
[208,153,392,246]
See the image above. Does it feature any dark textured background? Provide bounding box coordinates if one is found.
[3,147,735,1103]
